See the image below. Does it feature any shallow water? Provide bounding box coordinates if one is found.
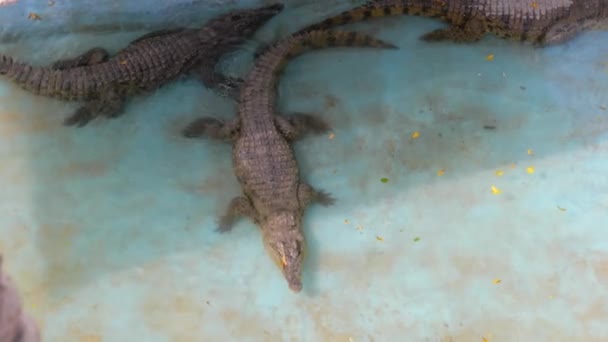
[1,2,608,341]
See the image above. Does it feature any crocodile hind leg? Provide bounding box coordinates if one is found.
[198,65,244,99]
[181,117,240,141]
[217,196,259,233]
[64,88,127,127]
[51,47,110,70]
[538,19,596,46]
[420,21,486,43]
[275,113,331,141]
[298,183,336,207]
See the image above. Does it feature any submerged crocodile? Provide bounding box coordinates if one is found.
[182,31,397,292]
[0,4,283,127]
[255,0,608,57]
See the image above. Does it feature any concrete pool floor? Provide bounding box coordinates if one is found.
[0,9,607,342]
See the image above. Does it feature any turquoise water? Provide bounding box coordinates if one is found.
[1,2,608,341]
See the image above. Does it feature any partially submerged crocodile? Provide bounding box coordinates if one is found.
[255,0,608,57]
[0,4,284,127]
[182,31,397,292]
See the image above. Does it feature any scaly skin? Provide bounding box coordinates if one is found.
[0,4,283,127]
[255,0,608,57]
[182,30,398,292]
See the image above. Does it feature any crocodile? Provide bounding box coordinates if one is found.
[181,30,398,292]
[0,4,284,127]
[254,0,608,57]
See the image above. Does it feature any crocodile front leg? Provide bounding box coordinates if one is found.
[51,47,110,70]
[64,88,127,127]
[181,117,240,141]
[420,21,486,43]
[275,113,332,141]
[217,196,259,233]
[198,66,244,99]
[298,183,336,208]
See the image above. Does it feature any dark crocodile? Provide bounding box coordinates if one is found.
[0,4,283,127]
[182,30,398,292]
[255,0,608,57]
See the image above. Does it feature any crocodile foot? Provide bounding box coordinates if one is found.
[217,196,257,233]
[64,89,126,127]
[275,113,331,141]
[181,117,240,141]
[51,47,109,70]
[298,183,336,207]
[215,77,244,99]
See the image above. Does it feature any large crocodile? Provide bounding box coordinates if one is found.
[255,0,608,57]
[0,4,284,127]
[182,31,398,292]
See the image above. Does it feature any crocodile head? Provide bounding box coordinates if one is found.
[206,3,284,42]
[262,211,306,292]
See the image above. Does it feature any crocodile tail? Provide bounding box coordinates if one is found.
[283,29,397,57]
[257,30,397,83]
[299,2,409,33]
[1,54,67,98]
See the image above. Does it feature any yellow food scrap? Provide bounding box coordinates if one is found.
[493,278,502,284]
[27,12,41,20]
[527,149,534,155]
[328,132,336,140]
[557,205,567,212]
[495,170,504,176]
[526,166,535,174]
[531,1,539,9]
[437,169,446,176]
[376,236,384,241]
[491,185,502,195]
[411,131,420,139]
[482,337,490,342]
[486,54,494,61]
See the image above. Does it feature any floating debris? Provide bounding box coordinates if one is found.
[344,219,350,224]
[356,225,364,231]
[600,105,607,111]
[483,124,496,130]
[509,163,517,169]
[493,278,502,284]
[557,205,567,212]
[380,177,389,183]
[526,166,535,174]
[328,132,335,140]
[411,131,420,139]
[437,169,446,176]
[27,12,41,20]
[48,0,55,6]
[495,170,504,177]
[376,236,384,241]
[413,237,421,242]
[485,54,494,61]
[491,185,502,195]
[527,149,534,155]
